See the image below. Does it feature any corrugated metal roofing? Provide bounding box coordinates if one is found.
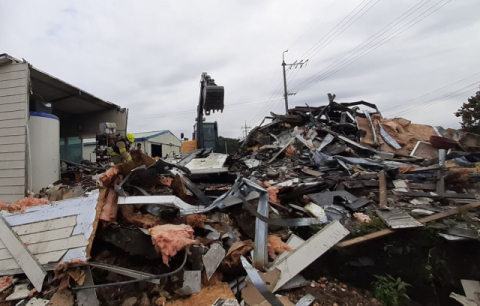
[134,130,169,140]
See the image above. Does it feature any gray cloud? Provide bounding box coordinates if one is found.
[1,0,479,139]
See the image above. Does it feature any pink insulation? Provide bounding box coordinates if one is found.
[0,197,50,213]
[0,276,13,292]
[100,166,119,188]
[148,224,198,265]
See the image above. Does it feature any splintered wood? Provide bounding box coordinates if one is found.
[166,283,235,306]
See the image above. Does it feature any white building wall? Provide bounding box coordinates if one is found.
[0,62,28,202]
[148,132,181,158]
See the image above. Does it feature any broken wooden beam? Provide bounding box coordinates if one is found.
[378,170,387,208]
[336,202,480,247]
[0,216,47,292]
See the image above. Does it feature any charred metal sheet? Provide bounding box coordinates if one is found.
[244,159,261,168]
[376,209,423,229]
[96,227,160,259]
[253,190,269,270]
[268,138,295,163]
[379,123,401,149]
[203,243,226,280]
[363,110,378,146]
[240,256,283,306]
[317,134,334,152]
[447,227,479,240]
[308,190,371,212]
[179,175,212,206]
[295,294,316,306]
[175,270,201,295]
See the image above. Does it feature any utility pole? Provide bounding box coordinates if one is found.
[241,120,251,139]
[281,50,309,114]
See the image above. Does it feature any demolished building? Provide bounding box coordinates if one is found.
[0,92,480,305]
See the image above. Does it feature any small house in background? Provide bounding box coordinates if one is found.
[82,130,181,161]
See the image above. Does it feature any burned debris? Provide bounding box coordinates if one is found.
[1,93,480,306]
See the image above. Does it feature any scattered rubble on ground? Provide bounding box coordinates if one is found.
[1,94,480,305]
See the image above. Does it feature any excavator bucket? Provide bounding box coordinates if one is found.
[203,85,224,115]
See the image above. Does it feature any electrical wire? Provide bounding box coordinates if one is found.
[298,0,371,60]
[294,0,449,93]
[292,0,432,92]
[293,0,451,93]
[381,71,480,113]
[73,249,188,291]
[130,96,284,120]
[387,82,480,117]
[304,0,382,61]
[252,0,380,125]
[287,0,341,50]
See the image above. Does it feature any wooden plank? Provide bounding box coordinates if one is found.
[336,202,480,248]
[0,177,25,186]
[0,160,25,169]
[0,143,25,153]
[378,170,387,208]
[0,94,26,105]
[0,64,27,74]
[0,250,68,272]
[28,235,89,255]
[0,136,25,145]
[0,119,24,128]
[0,216,46,291]
[0,103,25,113]
[0,79,27,90]
[0,70,27,81]
[0,249,12,260]
[271,221,349,292]
[19,227,74,245]
[408,182,436,190]
[0,185,25,193]
[0,152,25,161]
[0,110,24,121]
[0,127,25,137]
[13,216,77,235]
[0,87,26,97]
[0,233,85,258]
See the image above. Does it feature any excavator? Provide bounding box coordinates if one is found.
[181,73,224,153]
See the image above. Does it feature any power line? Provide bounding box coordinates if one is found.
[292,0,451,93]
[292,0,432,92]
[130,97,283,120]
[298,0,371,60]
[287,0,341,50]
[382,71,480,113]
[303,0,382,62]
[387,81,480,117]
[251,0,378,126]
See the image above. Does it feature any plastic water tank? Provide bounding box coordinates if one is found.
[28,112,60,193]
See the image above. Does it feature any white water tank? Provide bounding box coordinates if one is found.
[28,112,60,193]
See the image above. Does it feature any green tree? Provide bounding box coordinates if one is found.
[217,136,240,154]
[454,88,480,134]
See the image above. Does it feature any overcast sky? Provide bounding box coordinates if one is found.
[2,0,479,139]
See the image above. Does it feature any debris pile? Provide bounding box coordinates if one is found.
[1,94,480,305]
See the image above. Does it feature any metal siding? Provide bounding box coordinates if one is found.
[0,62,27,202]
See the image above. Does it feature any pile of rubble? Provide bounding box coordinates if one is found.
[1,94,480,306]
